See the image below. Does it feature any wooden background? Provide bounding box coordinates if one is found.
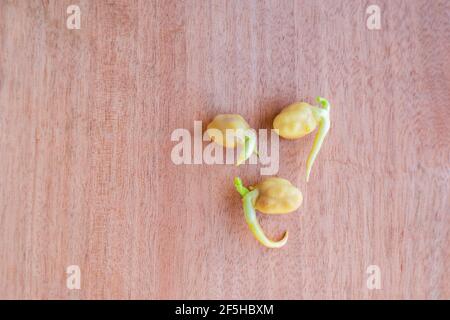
[0,0,449,299]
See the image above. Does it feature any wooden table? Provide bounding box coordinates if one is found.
[0,0,448,299]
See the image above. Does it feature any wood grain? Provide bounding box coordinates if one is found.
[0,0,449,299]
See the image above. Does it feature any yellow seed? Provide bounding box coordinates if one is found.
[273,102,318,139]
[273,97,331,181]
[206,114,250,148]
[253,177,303,214]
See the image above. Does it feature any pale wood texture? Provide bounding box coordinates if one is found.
[0,0,449,299]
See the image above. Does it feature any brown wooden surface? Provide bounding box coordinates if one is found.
[0,0,449,299]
